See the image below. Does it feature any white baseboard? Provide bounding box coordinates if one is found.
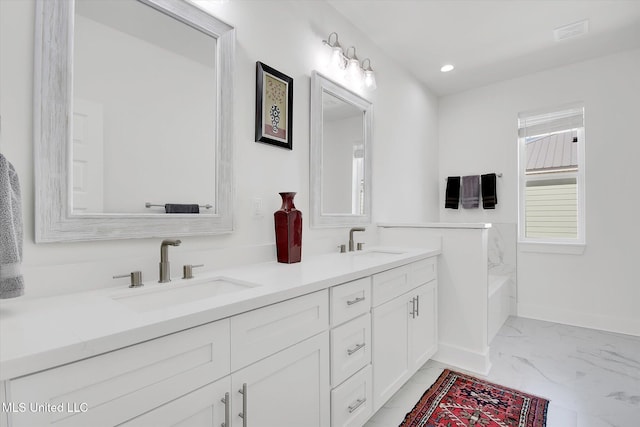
[432,342,491,376]
[517,303,640,337]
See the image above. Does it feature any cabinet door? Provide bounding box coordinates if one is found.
[121,376,230,427]
[409,282,438,370]
[371,294,411,411]
[231,332,330,427]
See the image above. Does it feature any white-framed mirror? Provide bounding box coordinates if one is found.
[34,0,235,242]
[310,71,372,227]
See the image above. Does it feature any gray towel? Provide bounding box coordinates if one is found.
[461,175,480,208]
[0,154,24,299]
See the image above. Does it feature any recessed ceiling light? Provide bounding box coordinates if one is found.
[440,64,454,73]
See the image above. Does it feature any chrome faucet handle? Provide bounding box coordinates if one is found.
[113,271,144,288]
[183,264,204,279]
[357,242,365,251]
[338,244,346,253]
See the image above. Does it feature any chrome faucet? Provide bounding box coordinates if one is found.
[348,227,365,252]
[159,239,181,283]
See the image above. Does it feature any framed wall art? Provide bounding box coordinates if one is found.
[255,61,293,150]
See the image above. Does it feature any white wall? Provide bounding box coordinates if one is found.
[438,49,640,336]
[0,0,439,299]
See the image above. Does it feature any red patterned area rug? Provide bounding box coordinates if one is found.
[400,369,549,427]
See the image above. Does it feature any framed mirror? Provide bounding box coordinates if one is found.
[34,0,235,242]
[310,71,372,227]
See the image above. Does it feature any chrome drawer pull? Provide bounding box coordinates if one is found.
[409,297,416,319]
[415,294,420,317]
[348,398,366,413]
[221,392,230,427]
[346,296,365,306]
[238,383,247,427]
[347,342,366,356]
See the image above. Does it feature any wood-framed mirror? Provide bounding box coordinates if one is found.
[310,71,373,228]
[34,0,235,242]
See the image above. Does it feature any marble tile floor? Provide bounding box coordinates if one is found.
[365,316,640,427]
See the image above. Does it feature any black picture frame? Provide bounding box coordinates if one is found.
[255,61,293,150]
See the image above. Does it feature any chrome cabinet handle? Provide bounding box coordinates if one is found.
[346,296,365,306]
[347,342,366,356]
[409,297,416,319]
[238,383,247,427]
[220,392,229,427]
[348,398,366,413]
[416,295,420,317]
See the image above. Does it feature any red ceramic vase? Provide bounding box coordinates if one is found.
[274,192,302,263]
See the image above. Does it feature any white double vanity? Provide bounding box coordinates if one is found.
[0,247,439,427]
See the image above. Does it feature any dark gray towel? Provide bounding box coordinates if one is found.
[461,175,480,208]
[0,154,24,299]
[445,176,460,209]
[481,173,498,209]
[165,204,200,214]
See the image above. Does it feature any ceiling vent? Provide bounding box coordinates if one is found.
[554,20,589,41]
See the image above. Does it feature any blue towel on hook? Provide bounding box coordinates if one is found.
[0,154,25,299]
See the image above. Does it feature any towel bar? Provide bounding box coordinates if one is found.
[444,173,502,181]
[145,202,213,210]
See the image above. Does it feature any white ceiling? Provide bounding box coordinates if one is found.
[326,0,640,96]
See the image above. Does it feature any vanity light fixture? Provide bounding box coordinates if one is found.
[345,46,363,83]
[322,32,376,90]
[362,58,376,90]
[323,32,346,70]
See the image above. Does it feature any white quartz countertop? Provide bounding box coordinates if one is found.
[0,246,439,380]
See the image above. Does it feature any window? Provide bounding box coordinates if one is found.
[518,105,585,248]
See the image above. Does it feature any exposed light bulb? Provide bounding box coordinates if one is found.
[364,69,376,89]
[330,47,344,70]
[347,58,361,80]
[345,46,363,85]
[362,58,376,90]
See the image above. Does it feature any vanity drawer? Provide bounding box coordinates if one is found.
[372,259,436,307]
[230,290,328,371]
[330,313,371,387]
[331,277,371,326]
[410,257,437,286]
[8,320,230,427]
[331,365,373,427]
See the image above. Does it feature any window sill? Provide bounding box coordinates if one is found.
[518,241,585,255]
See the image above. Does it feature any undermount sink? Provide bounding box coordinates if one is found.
[112,277,258,312]
[350,249,406,259]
